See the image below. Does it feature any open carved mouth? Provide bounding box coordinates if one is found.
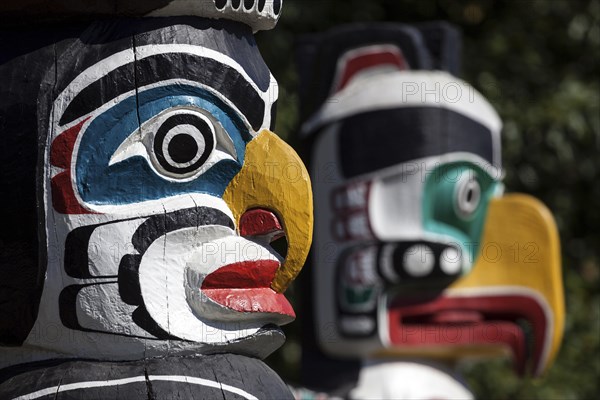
[387,291,551,376]
[61,205,296,341]
[201,209,295,319]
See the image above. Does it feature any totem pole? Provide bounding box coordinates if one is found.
[296,23,564,399]
[0,1,312,398]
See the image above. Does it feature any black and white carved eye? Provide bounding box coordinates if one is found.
[153,113,215,175]
[454,171,481,219]
[110,107,237,180]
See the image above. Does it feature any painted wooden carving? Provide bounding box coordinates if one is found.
[296,23,564,399]
[0,1,312,398]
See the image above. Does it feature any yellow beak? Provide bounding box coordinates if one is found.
[450,193,565,375]
[223,130,313,292]
[379,194,564,377]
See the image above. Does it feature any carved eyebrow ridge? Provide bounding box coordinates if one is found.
[59,53,265,131]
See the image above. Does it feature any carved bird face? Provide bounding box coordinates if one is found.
[33,22,312,360]
[307,45,563,377]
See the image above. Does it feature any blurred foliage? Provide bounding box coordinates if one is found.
[257,0,600,398]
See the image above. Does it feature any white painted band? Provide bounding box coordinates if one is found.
[13,374,258,400]
[301,70,502,167]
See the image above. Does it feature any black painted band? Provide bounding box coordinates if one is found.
[64,207,233,279]
[60,53,265,131]
[132,206,234,254]
[338,107,495,178]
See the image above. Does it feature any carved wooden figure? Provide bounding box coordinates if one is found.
[0,1,312,398]
[296,23,564,399]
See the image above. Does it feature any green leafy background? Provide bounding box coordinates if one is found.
[257,1,599,398]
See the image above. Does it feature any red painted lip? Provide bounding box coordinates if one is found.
[201,261,294,318]
[201,209,294,318]
[388,294,548,376]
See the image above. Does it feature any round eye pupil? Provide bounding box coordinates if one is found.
[455,172,481,219]
[168,134,199,164]
[153,113,215,176]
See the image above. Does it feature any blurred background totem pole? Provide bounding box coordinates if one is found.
[0,1,313,398]
[296,23,564,399]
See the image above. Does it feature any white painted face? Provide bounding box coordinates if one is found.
[307,69,503,357]
[20,41,303,362]
[350,360,474,400]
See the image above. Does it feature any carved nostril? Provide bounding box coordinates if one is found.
[270,234,288,260]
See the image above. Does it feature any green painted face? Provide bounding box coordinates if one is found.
[422,161,502,268]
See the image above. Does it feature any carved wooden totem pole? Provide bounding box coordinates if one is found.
[0,1,312,398]
[297,23,564,399]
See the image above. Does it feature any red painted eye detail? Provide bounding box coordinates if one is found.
[50,118,95,214]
